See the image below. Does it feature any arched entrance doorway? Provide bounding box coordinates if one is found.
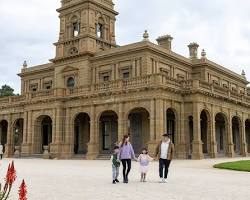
[128,107,150,154]
[0,120,8,153]
[99,111,118,154]
[166,108,176,144]
[215,113,227,155]
[245,119,250,154]
[34,116,52,154]
[232,116,241,154]
[74,113,90,155]
[13,119,24,147]
[200,110,209,154]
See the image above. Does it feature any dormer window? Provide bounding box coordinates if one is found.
[72,22,80,37]
[96,23,103,38]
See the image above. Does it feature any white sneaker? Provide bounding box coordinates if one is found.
[159,178,164,183]
[163,179,168,183]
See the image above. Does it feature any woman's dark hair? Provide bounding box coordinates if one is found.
[121,135,129,147]
[114,145,120,150]
[141,148,148,154]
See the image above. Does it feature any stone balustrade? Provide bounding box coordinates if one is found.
[0,74,249,107]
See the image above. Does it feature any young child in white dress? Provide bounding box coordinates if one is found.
[137,148,153,182]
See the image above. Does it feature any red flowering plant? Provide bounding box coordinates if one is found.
[0,161,27,200]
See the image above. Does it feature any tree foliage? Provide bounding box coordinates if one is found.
[0,85,15,97]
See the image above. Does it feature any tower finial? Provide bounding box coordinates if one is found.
[23,60,27,69]
[201,49,207,59]
[241,70,246,79]
[143,30,149,41]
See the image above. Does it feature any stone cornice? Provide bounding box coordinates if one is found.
[57,0,119,15]
[193,59,248,85]
[18,63,54,77]
[92,41,192,67]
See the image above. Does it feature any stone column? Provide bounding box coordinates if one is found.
[27,111,33,152]
[149,99,156,141]
[0,126,2,145]
[62,107,73,159]
[191,103,203,159]
[23,111,28,143]
[240,118,247,156]
[50,106,64,158]
[177,102,187,159]
[210,107,217,158]
[5,114,13,157]
[148,99,158,155]
[21,111,29,156]
[118,102,124,142]
[52,108,57,143]
[226,112,234,157]
[87,105,98,159]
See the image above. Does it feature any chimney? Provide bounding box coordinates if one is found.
[156,35,173,51]
[188,42,199,59]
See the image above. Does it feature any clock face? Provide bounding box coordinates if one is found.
[69,47,78,55]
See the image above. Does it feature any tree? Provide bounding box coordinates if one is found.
[0,85,15,97]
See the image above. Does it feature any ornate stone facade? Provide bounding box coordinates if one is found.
[0,0,250,159]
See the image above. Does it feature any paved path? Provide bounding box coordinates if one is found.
[0,157,249,200]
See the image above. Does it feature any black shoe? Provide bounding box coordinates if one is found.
[125,177,128,183]
[115,179,119,183]
[112,180,116,184]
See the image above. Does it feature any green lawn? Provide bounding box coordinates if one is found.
[214,160,250,172]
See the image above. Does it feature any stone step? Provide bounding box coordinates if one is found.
[96,154,111,160]
[20,154,44,159]
[72,154,87,160]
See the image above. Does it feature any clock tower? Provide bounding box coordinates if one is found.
[53,0,118,62]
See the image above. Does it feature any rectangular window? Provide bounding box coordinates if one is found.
[103,76,110,82]
[123,72,130,79]
[43,81,52,90]
[29,83,38,92]
[120,67,131,79]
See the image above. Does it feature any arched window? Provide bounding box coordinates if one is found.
[96,17,105,39]
[72,22,80,37]
[67,77,75,88]
[96,23,103,38]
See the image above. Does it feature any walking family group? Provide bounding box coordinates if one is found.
[111,133,174,184]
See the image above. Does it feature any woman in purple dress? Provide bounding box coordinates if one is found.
[118,135,136,183]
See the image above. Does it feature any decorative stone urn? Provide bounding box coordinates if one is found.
[14,146,21,158]
[43,145,50,159]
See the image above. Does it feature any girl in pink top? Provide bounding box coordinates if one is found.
[137,148,153,182]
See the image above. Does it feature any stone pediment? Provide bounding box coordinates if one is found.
[61,66,79,73]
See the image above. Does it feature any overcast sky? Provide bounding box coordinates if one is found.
[0,0,250,93]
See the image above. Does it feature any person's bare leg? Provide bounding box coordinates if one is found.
[143,173,146,182]
[140,173,144,182]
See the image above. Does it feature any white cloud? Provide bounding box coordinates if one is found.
[0,0,250,93]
